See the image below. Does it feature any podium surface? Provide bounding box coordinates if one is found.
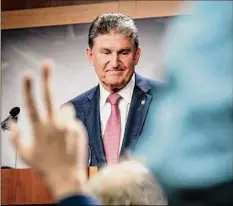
[1,167,98,205]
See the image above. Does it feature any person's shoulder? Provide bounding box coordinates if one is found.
[136,73,164,91]
[57,195,101,206]
[65,86,98,107]
[146,77,164,89]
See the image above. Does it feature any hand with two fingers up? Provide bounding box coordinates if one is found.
[10,63,89,201]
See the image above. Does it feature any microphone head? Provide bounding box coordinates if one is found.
[9,107,20,117]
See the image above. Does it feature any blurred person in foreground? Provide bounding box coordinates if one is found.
[136,1,233,205]
[86,159,167,205]
[9,0,232,205]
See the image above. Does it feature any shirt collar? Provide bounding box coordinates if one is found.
[99,73,135,108]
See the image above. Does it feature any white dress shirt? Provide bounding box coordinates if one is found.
[99,74,135,152]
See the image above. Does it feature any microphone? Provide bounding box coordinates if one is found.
[1,107,20,131]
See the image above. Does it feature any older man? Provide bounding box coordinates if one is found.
[67,13,159,166]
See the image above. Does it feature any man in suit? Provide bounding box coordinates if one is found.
[68,13,159,166]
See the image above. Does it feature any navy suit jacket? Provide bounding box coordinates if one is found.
[68,73,159,166]
[58,195,101,206]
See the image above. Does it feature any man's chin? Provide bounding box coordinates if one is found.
[103,75,132,91]
[108,81,127,91]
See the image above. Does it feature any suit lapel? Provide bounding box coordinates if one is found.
[83,87,106,165]
[120,74,153,156]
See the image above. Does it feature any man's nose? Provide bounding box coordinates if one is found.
[110,53,120,68]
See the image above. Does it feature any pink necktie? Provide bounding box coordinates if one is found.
[103,93,122,164]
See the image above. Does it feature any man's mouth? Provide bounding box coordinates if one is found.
[107,69,124,72]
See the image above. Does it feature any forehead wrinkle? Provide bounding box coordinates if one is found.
[93,33,134,51]
[99,46,132,53]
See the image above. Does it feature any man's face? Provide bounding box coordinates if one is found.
[86,32,141,92]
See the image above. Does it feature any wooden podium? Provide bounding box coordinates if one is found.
[1,167,98,205]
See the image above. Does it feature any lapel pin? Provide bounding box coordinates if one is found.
[141,99,146,105]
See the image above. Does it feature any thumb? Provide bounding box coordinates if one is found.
[9,121,31,164]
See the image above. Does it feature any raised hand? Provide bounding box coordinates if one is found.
[9,62,88,200]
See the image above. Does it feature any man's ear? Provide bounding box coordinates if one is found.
[134,47,141,66]
[86,48,94,66]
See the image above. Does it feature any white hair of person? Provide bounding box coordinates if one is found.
[86,159,167,205]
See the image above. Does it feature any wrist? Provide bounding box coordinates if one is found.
[44,170,86,201]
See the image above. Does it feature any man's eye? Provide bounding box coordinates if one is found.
[102,51,110,54]
[121,51,130,55]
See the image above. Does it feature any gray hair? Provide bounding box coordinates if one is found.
[88,13,139,49]
[86,160,167,205]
